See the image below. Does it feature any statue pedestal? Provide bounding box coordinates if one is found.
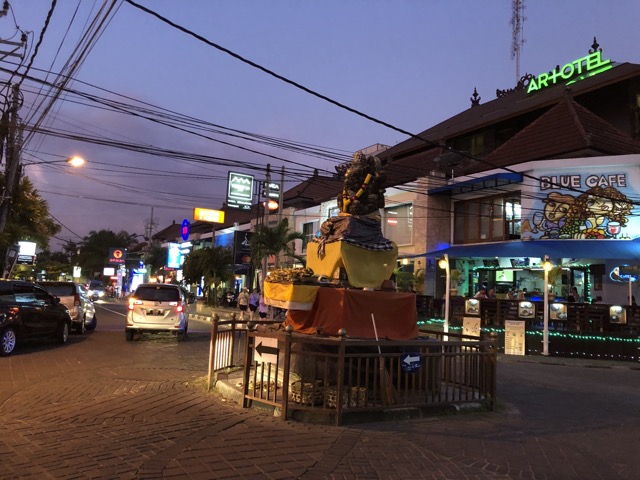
[284,288,418,340]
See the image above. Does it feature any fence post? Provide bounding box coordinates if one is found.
[229,312,237,367]
[280,325,293,420]
[335,328,347,426]
[489,331,497,410]
[242,322,256,408]
[207,314,220,391]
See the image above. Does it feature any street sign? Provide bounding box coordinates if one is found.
[254,337,278,363]
[400,352,422,373]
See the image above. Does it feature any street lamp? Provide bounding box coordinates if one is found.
[438,254,450,334]
[23,155,86,168]
[542,255,553,356]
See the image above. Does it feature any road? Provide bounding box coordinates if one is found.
[1,301,639,479]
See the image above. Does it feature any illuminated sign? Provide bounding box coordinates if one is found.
[527,50,613,94]
[108,248,126,265]
[227,172,254,210]
[194,208,225,223]
[167,243,182,269]
[181,219,190,241]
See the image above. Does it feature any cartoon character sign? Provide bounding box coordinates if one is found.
[530,186,632,239]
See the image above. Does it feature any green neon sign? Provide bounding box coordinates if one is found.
[527,50,613,94]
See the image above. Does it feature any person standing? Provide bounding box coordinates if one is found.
[248,289,260,321]
[237,288,249,320]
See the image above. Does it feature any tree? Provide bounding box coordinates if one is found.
[181,246,234,307]
[0,176,61,276]
[249,218,305,271]
[77,230,139,280]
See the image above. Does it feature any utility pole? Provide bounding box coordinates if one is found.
[0,84,20,234]
[0,84,21,277]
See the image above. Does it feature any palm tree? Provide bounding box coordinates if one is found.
[249,218,305,271]
[77,230,139,280]
[181,246,234,306]
[0,176,61,276]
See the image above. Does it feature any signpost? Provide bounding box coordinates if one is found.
[254,336,278,363]
[400,352,422,373]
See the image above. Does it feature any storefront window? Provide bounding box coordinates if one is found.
[301,221,318,253]
[383,204,413,246]
[454,193,521,244]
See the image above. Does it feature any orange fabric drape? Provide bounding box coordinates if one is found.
[284,288,418,339]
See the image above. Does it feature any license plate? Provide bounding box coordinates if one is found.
[146,309,164,316]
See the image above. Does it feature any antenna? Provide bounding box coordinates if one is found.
[511,0,526,82]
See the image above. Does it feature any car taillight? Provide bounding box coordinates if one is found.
[74,293,81,307]
[176,302,184,313]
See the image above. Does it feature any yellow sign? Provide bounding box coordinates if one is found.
[193,208,225,223]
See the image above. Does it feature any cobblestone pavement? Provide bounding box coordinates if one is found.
[1,323,639,480]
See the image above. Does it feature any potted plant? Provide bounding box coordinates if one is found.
[450,269,463,296]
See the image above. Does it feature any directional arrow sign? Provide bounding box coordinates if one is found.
[400,352,422,373]
[254,337,278,364]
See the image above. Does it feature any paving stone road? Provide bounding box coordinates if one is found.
[1,322,639,480]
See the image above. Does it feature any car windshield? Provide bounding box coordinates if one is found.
[41,284,76,296]
[134,286,180,302]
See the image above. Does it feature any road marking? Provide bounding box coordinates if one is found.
[96,304,127,317]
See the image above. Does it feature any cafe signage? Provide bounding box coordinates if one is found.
[527,50,613,94]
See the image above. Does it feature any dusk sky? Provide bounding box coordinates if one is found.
[3,1,640,250]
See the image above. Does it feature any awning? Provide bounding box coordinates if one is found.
[420,238,640,261]
[427,172,523,196]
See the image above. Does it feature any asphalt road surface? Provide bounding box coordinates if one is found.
[1,302,639,479]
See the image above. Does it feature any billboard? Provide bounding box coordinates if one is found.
[167,243,182,269]
[108,248,126,265]
[227,172,254,210]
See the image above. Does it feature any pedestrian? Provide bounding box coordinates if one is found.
[237,288,249,320]
[487,288,496,299]
[258,294,268,319]
[248,289,260,320]
[474,288,487,299]
[569,286,583,303]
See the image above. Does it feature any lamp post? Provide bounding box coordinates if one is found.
[438,254,450,334]
[542,255,552,356]
[0,155,87,276]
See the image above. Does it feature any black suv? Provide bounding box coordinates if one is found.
[0,280,73,356]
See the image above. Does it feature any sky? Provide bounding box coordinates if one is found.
[2,0,640,250]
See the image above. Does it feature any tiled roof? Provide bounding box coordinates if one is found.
[283,174,343,205]
[380,62,640,161]
[461,97,640,175]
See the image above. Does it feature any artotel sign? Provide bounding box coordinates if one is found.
[527,50,613,94]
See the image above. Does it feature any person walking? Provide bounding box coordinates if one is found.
[237,288,249,320]
[258,294,268,319]
[248,289,260,320]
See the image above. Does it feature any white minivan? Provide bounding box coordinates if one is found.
[126,284,192,341]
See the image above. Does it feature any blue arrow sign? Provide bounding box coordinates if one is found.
[400,352,422,373]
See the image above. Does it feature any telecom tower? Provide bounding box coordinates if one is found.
[511,0,526,82]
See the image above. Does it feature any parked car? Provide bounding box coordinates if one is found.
[126,283,193,341]
[38,281,97,332]
[0,280,73,356]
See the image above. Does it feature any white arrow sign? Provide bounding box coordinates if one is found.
[403,355,420,365]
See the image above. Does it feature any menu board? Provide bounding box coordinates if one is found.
[504,320,526,356]
[462,316,481,339]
